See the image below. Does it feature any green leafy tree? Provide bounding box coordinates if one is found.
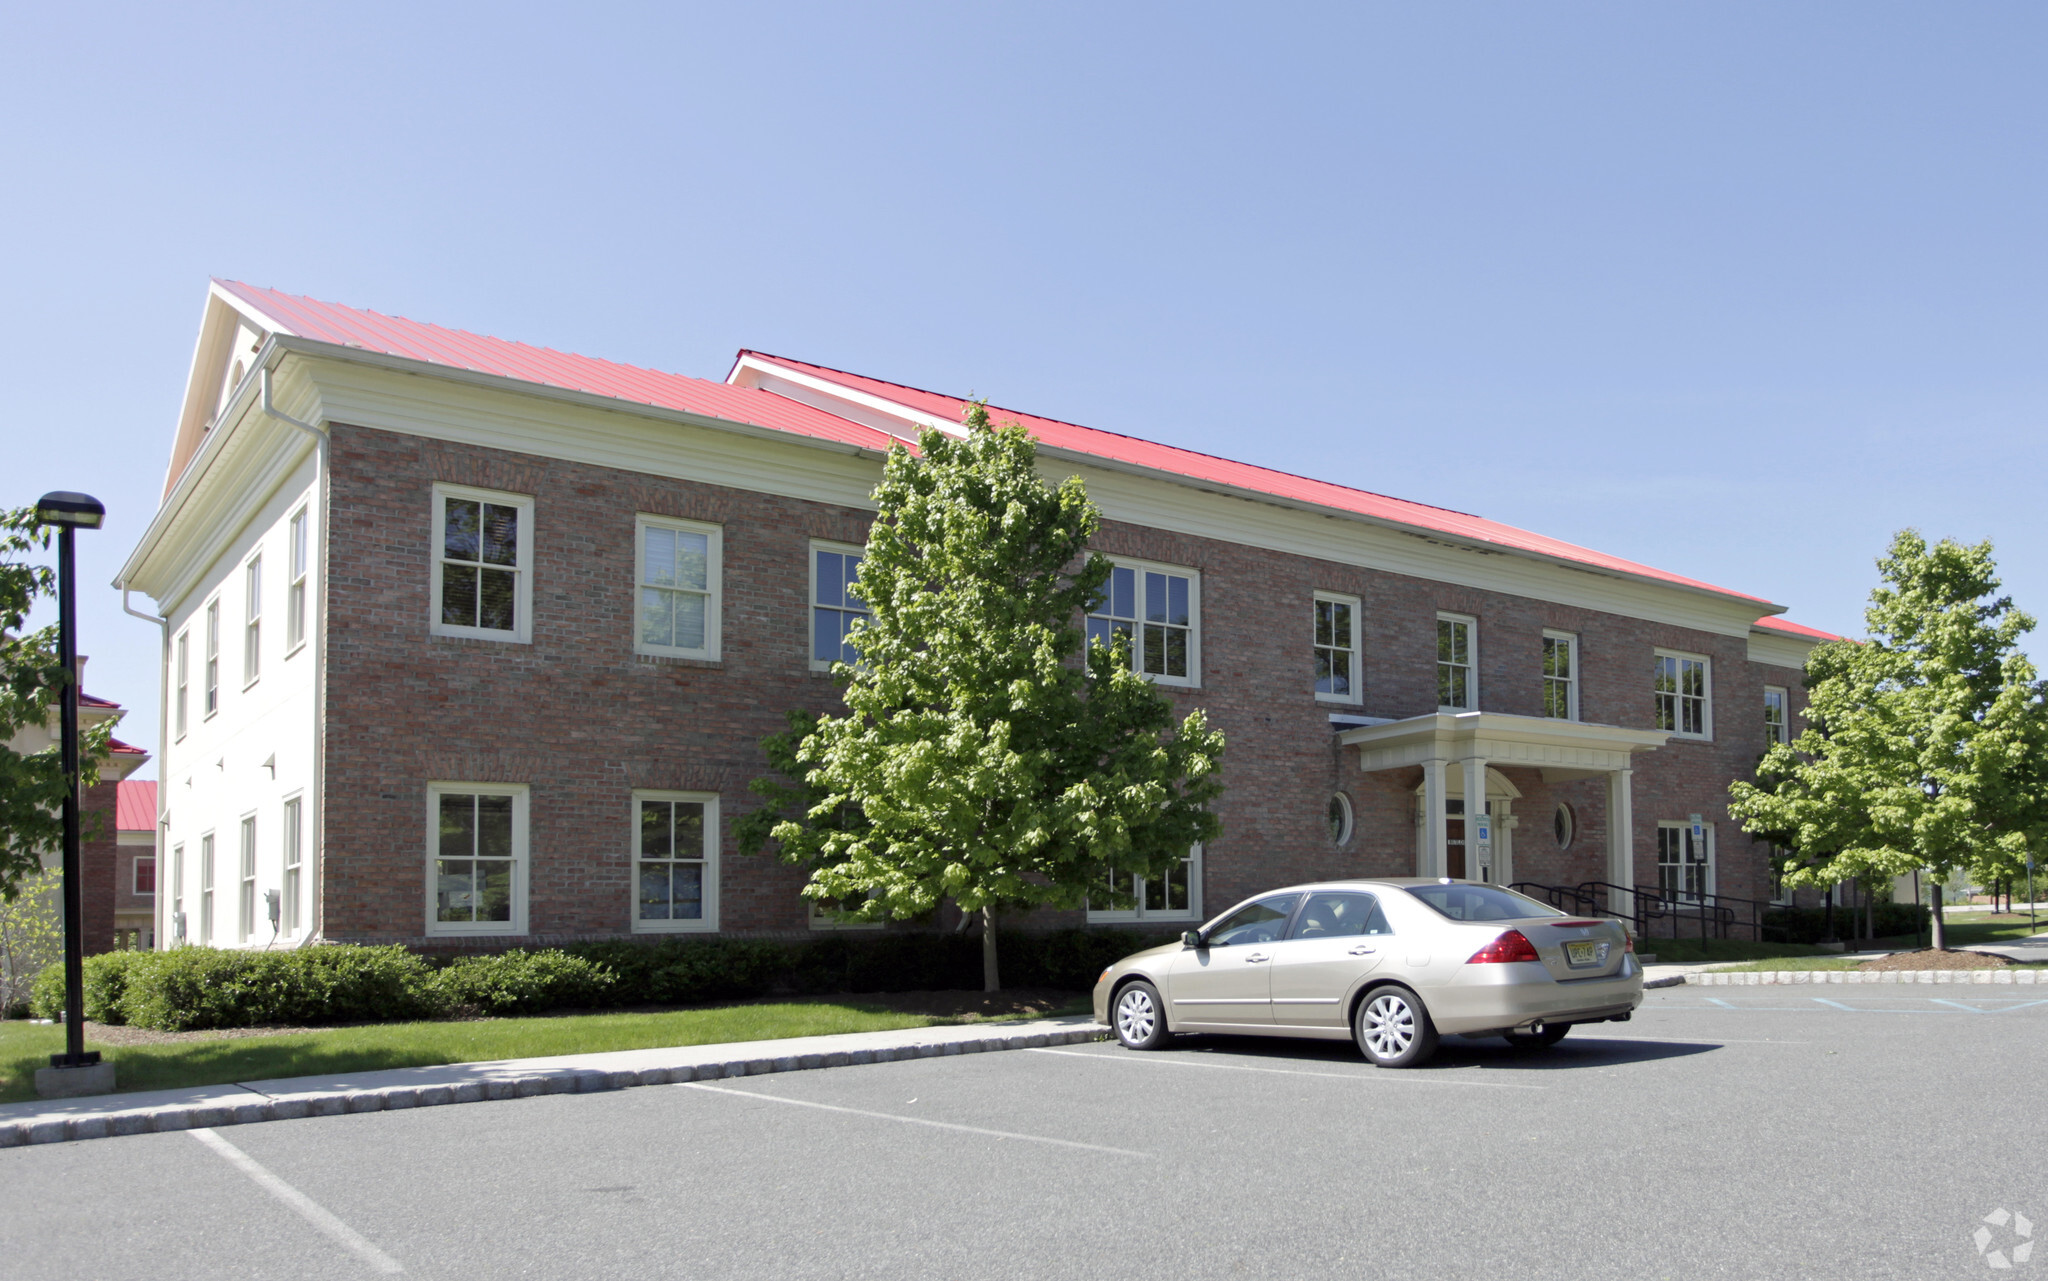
[0,869,60,1012]
[0,507,112,899]
[739,407,1226,989]
[1729,531,2048,948]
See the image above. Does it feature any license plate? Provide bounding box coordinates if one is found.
[1564,940,1600,967]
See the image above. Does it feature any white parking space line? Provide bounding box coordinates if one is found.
[1666,997,2048,1014]
[187,1128,404,1275]
[1581,1034,1811,1046]
[677,1082,1153,1158]
[1027,1047,1545,1089]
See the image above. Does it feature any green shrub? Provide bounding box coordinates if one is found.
[28,949,153,1023]
[1763,902,1930,944]
[116,945,441,1031]
[431,949,617,1016]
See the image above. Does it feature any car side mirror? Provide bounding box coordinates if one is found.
[1182,930,1205,950]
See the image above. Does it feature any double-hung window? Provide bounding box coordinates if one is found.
[174,631,189,739]
[636,516,721,659]
[1087,846,1202,922]
[287,507,308,653]
[281,796,303,934]
[203,601,220,717]
[432,485,533,642]
[171,844,185,942]
[238,815,257,942]
[427,784,528,935]
[810,542,868,669]
[1437,613,1476,710]
[1657,820,1714,903]
[199,832,215,943]
[135,856,156,897]
[1542,631,1578,720]
[1654,650,1712,738]
[1086,558,1200,687]
[243,555,262,687]
[633,791,719,932]
[1764,686,1788,748]
[1314,593,1361,703]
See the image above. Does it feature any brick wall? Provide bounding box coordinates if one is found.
[317,421,1796,944]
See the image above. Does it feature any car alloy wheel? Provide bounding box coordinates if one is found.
[1353,984,1439,1068]
[1114,981,1169,1050]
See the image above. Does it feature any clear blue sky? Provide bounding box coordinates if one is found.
[6,3,2045,779]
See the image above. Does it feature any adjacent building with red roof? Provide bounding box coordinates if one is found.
[115,281,1840,955]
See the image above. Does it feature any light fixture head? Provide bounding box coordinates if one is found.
[34,491,105,530]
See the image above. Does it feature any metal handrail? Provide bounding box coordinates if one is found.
[1510,880,1788,943]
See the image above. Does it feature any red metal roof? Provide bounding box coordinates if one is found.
[1753,616,1841,642]
[737,352,1776,606]
[213,281,897,453]
[116,780,156,831]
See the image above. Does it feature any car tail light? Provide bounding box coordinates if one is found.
[1467,929,1541,964]
[1624,933,1635,953]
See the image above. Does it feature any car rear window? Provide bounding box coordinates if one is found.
[1402,883,1565,922]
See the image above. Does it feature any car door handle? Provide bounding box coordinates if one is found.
[1245,953,1270,963]
[1349,946,1377,955]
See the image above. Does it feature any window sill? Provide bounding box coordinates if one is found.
[429,627,531,645]
[1314,694,1363,706]
[242,678,260,692]
[285,641,307,660]
[424,924,529,938]
[635,652,723,670]
[632,919,720,934]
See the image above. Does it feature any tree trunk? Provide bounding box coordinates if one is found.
[982,905,1000,993]
[1864,881,1873,945]
[1930,883,1946,951]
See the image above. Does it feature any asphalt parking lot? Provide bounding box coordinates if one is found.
[5,989,2044,1280]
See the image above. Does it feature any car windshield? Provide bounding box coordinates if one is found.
[1402,883,1564,922]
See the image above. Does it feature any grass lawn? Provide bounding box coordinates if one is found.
[1706,957,1865,972]
[0,998,1078,1107]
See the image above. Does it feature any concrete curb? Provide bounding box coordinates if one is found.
[0,1022,1108,1150]
[1681,969,2044,986]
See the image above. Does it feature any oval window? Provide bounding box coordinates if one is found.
[1554,802,1576,850]
[1328,793,1354,846]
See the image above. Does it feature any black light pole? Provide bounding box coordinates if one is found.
[35,491,103,1072]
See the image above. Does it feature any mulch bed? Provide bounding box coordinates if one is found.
[1859,949,2012,972]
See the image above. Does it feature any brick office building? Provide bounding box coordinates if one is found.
[116,281,1836,951]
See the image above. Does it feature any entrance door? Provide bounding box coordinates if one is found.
[1445,799,1466,879]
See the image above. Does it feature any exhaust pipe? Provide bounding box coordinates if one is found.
[1528,1020,1546,1037]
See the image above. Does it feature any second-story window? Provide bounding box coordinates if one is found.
[1314,593,1361,703]
[1655,651,1712,738]
[204,601,220,717]
[810,543,868,669]
[174,631,189,739]
[637,516,721,660]
[1764,685,1788,747]
[1542,631,1577,720]
[1437,613,1476,710]
[243,555,262,687]
[433,485,533,642]
[287,508,308,653]
[1087,558,1199,687]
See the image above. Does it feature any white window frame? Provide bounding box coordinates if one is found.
[634,515,722,660]
[1764,685,1789,747]
[171,843,185,943]
[1086,845,1203,923]
[1436,612,1477,711]
[430,484,535,643]
[238,814,257,943]
[1656,820,1716,903]
[424,783,530,937]
[174,631,189,740]
[630,789,720,934]
[199,831,215,943]
[281,794,303,935]
[1654,649,1713,740]
[1086,556,1202,689]
[808,540,870,672]
[243,554,262,689]
[203,600,220,718]
[287,507,309,655]
[133,855,156,898]
[1328,793,1355,847]
[1542,630,1578,721]
[1313,591,1362,705]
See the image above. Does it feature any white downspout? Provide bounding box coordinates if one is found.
[118,586,168,948]
[261,366,329,947]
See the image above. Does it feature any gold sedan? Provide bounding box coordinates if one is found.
[1091,879,1644,1067]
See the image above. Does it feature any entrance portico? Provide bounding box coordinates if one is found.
[1337,712,1669,895]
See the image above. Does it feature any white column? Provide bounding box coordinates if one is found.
[1607,767,1636,914]
[1461,756,1489,881]
[1421,758,1448,879]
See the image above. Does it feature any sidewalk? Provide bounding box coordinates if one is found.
[0,1015,1106,1150]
